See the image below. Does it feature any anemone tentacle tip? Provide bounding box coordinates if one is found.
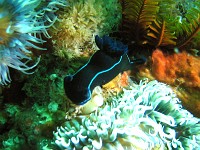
[55,79,200,149]
[0,0,66,85]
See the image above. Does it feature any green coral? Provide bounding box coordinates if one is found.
[22,54,67,104]
[2,129,26,150]
[54,79,200,149]
[51,0,122,60]
[0,54,69,149]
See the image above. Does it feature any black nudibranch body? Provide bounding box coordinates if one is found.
[64,35,145,105]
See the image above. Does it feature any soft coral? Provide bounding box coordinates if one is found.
[152,49,200,88]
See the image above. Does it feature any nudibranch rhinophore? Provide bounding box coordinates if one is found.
[64,35,145,105]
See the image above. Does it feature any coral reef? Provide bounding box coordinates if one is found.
[119,0,200,117]
[0,0,199,150]
[22,54,67,107]
[54,79,200,149]
[0,53,68,149]
[0,102,66,150]
[50,0,122,60]
[0,0,66,85]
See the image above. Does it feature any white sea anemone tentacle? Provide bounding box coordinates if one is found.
[54,79,200,149]
[0,46,41,85]
[0,0,66,85]
[33,0,67,38]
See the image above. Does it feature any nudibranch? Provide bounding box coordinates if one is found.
[64,35,145,105]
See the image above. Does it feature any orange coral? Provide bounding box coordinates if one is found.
[151,49,200,88]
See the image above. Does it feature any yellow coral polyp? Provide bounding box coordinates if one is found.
[51,0,121,60]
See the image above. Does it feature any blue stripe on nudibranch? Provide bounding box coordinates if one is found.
[80,55,123,105]
[64,35,145,105]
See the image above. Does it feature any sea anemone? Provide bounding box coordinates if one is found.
[54,79,200,149]
[33,0,67,38]
[0,0,66,85]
